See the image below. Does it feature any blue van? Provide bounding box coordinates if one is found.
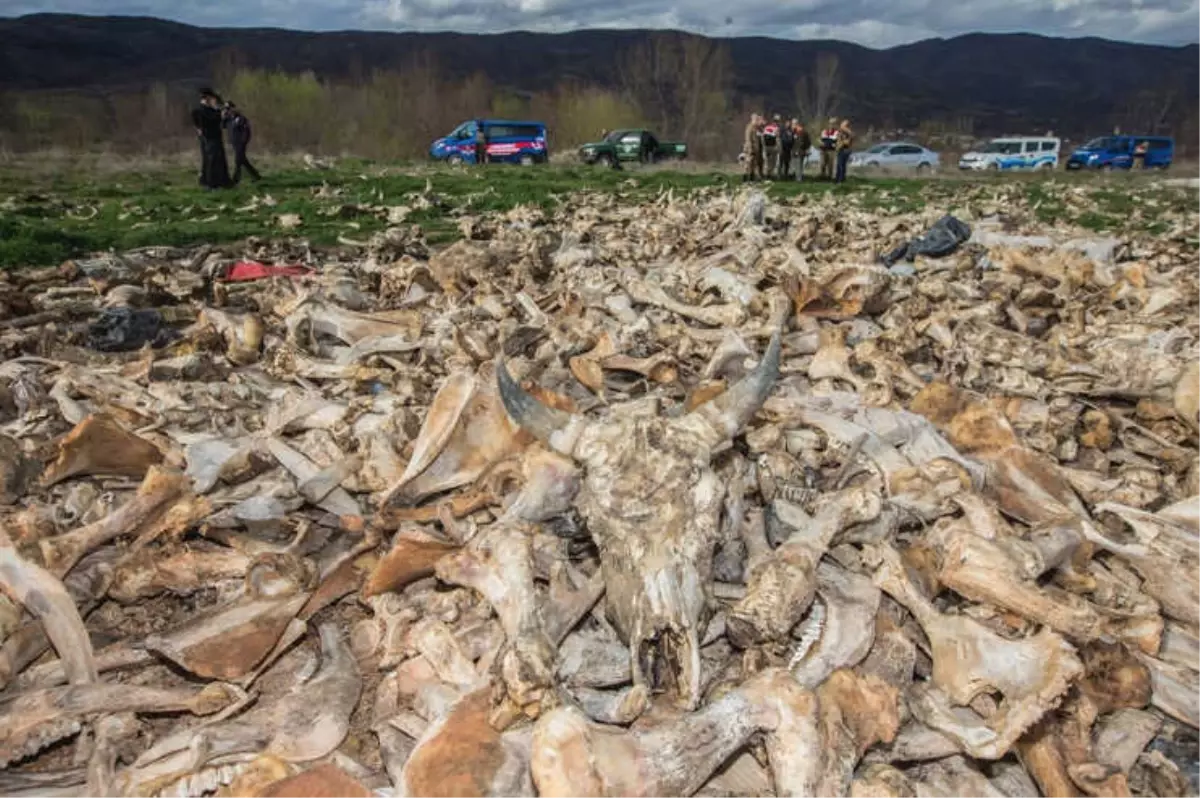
[430,119,548,165]
[1066,135,1174,170]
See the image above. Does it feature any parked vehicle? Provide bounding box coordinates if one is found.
[578,129,687,166]
[429,119,548,165]
[958,137,1060,170]
[849,141,940,171]
[1065,135,1174,170]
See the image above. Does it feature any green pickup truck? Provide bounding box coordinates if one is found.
[578,129,688,166]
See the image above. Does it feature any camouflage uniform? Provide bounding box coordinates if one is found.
[743,116,764,181]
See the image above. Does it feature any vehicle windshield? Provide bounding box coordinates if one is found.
[865,144,889,154]
[604,130,629,142]
[983,141,1023,154]
[1082,137,1122,151]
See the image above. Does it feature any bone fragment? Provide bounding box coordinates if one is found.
[39,465,189,577]
[728,484,882,647]
[40,413,163,487]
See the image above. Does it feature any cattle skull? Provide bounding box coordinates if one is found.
[496,330,781,709]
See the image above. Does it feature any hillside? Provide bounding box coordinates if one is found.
[1,13,1197,143]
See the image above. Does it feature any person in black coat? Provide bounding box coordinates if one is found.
[192,88,232,189]
[223,101,261,183]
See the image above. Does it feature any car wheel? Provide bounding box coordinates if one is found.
[447,154,464,166]
[916,162,931,172]
[519,155,534,166]
[601,153,617,169]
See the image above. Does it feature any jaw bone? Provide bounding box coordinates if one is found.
[727,484,881,648]
[435,522,558,729]
[497,328,782,709]
[872,542,1084,759]
[790,561,882,689]
[529,667,810,797]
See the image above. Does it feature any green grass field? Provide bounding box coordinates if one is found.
[1,154,1195,269]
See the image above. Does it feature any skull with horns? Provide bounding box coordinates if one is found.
[496,329,782,709]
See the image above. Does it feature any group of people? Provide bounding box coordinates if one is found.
[742,114,855,184]
[192,87,261,190]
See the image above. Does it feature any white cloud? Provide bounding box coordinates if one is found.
[7,0,1200,47]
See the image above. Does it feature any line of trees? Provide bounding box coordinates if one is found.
[0,36,1195,159]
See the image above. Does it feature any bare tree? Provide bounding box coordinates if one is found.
[617,32,732,152]
[793,52,842,127]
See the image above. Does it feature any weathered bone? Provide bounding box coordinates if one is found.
[284,294,419,348]
[435,522,558,729]
[570,684,651,725]
[1134,651,1199,728]
[107,545,253,603]
[791,561,881,688]
[264,622,363,762]
[38,465,189,577]
[530,667,808,797]
[141,554,314,680]
[728,484,881,647]
[623,276,748,328]
[929,520,1112,642]
[401,688,536,798]
[0,528,96,689]
[497,329,782,709]
[1093,708,1162,775]
[40,413,163,487]
[873,542,1084,758]
[803,669,902,797]
[0,681,237,768]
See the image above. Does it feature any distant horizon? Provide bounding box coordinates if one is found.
[5,1,1199,50]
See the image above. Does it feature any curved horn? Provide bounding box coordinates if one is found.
[496,357,581,457]
[689,328,781,442]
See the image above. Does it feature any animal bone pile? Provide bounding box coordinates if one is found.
[0,181,1197,797]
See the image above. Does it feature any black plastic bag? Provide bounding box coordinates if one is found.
[882,214,971,267]
[86,308,175,352]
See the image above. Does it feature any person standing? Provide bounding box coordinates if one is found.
[222,102,261,184]
[742,113,764,182]
[474,120,488,166]
[762,114,781,179]
[794,121,813,181]
[192,88,231,190]
[819,117,839,181]
[834,118,854,184]
[1132,139,1148,170]
[778,117,795,179]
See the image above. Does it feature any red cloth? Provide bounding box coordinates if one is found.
[221,261,313,282]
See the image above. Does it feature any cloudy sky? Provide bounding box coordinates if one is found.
[7,0,1199,48]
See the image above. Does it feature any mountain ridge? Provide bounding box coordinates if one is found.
[2,13,1197,143]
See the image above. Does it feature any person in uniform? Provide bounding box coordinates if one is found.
[834,118,855,184]
[819,117,839,181]
[793,120,813,181]
[192,88,231,190]
[762,114,782,179]
[222,101,261,183]
[474,120,488,165]
[743,113,765,182]
[778,117,795,179]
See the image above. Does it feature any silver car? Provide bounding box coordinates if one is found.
[850,141,940,171]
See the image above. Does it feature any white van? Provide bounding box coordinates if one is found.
[958,137,1060,171]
